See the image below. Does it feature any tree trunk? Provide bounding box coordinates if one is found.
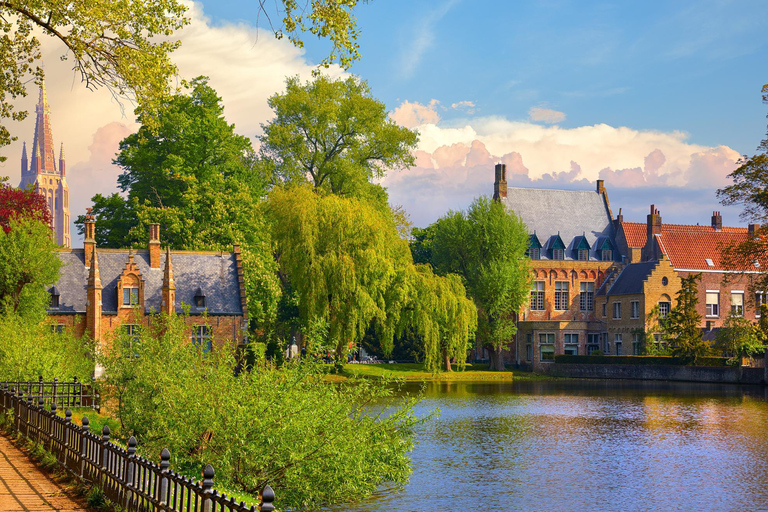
[443,349,452,372]
[487,345,506,371]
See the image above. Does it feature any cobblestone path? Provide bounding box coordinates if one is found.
[0,434,90,511]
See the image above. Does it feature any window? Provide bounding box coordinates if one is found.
[757,293,766,317]
[552,248,564,261]
[526,343,532,362]
[601,249,613,261]
[615,334,623,355]
[529,248,540,260]
[658,301,670,318]
[539,333,555,362]
[630,300,640,319]
[587,334,600,355]
[603,334,610,354]
[555,282,569,310]
[192,325,212,353]
[662,277,668,286]
[194,293,206,308]
[564,333,578,355]
[123,287,139,306]
[580,282,594,311]
[613,302,621,319]
[530,282,545,310]
[51,324,64,334]
[123,324,140,356]
[50,292,59,308]
[578,249,589,261]
[731,292,744,316]
[706,292,720,317]
[602,303,607,317]
[632,333,641,355]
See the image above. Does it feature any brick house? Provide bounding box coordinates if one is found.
[493,164,623,369]
[615,206,765,335]
[47,215,248,373]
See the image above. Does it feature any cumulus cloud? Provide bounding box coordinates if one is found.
[380,107,742,228]
[528,106,566,124]
[450,100,476,113]
[390,100,440,128]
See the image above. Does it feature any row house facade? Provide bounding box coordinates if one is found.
[48,215,249,374]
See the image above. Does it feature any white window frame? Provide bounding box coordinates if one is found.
[580,282,594,311]
[530,281,545,311]
[631,300,640,319]
[613,301,621,319]
[706,290,720,318]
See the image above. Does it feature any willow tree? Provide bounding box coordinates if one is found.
[423,196,531,371]
[406,264,476,373]
[266,185,413,365]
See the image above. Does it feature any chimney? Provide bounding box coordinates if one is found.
[749,223,760,236]
[711,211,722,231]
[493,163,507,201]
[614,207,624,228]
[84,208,96,267]
[644,204,662,261]
[149,223,161,269]
[596,179,605,194]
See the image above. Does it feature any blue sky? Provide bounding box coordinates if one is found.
[3,0,767,240]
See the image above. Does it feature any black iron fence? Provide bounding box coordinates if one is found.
[0,382,275,512]
[1,376,100,411]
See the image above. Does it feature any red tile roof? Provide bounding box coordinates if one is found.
[620,222,752,271]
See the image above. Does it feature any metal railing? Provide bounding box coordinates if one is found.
[1,376,100,411]
[0,382,275,512]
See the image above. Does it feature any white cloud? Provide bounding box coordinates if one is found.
[381,104,742,228]
[391,99,441,128]
[528,106,566,124]
[0,0,343,241]
[398,0,458,80]
[451,100,475,111]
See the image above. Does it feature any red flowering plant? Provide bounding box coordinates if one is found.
[0,179,52,233]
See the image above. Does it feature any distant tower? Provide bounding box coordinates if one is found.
[19,80,71,247]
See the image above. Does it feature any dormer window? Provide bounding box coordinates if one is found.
[574,236,591,261]
[529,248,540,260]
[598,238,615,261]
[528,234,542,260]
[548,234,565,260]
[49,286,60,308]
[194,287,206,308]
[123,287,139,306]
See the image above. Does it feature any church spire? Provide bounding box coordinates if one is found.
[31,79,57,175]
[21,141,28,176]
[59,143,66,177]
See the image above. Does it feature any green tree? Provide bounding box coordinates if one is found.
[423,196,531,371]
[663,274,708,363]
[100,312,424,509]
[76,78,281,325]
[260,75,418,202]
[714,312,766,365]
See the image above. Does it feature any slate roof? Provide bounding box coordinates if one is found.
[620,222,752,271]
[605,262,658,296]
[503,187,616,261]
[50,249,243,315]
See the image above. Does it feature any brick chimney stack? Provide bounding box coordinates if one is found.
[596,179,605,194]
[149,223,161,269]
[711,211,722,231]
[84,208,96,267]
[749,224,760,236]
[493,163,507,201]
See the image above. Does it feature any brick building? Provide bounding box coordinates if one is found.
[19,81,71,247]
[47,215,248,374]
[493,164,622,369]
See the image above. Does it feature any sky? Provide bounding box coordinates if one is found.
[2,0,767,244]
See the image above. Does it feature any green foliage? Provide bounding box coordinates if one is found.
[260,75,418,201]
[554,354,729,366]
[421,196,531,369]
[0,314,94,381]
[266,185,413,362]
[0,216,61,319]
[714,312,766,364]
[100,313,424,509]
[662,274,708,363]
[0,0,188,161]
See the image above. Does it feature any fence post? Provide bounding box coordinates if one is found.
[52,378,58,407]
[260,485,275,512]
[36,397,45,443]
[201,464,215,512]
[123,436,137,510]
[63,409,71,467]
[49,403,57,452]
[79,416,90,479]
[157,448,171,506]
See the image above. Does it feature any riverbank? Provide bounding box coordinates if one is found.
[338,363,521,382]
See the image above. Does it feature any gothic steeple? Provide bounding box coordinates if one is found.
[31,80,57,175]
[59,143,66,177]
[21,141,28,177]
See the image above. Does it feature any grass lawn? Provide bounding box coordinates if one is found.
[339,362,516,381]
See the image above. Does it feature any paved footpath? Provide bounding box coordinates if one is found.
[0,434,90,511]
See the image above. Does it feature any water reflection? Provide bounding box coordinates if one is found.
[337,380,768,511]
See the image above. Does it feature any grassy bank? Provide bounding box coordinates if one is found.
[339,363,516,381]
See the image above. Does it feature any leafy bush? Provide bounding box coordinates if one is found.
[554,354,729,366]
[100,314,425,509]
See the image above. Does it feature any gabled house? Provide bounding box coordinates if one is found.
[47,214,248,374]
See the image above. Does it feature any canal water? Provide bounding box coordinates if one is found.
[344,379,768,511]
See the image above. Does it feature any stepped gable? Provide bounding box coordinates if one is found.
[52,250,243,315]
[502,185,615,260]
